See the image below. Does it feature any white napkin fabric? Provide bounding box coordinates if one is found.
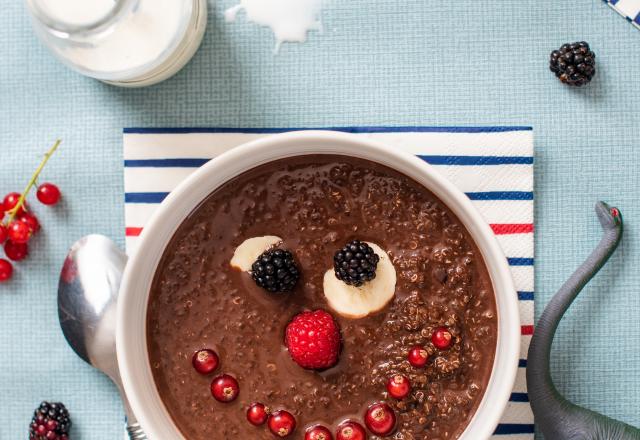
[123,126,535,439]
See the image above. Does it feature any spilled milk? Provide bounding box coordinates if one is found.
[225,0,324,52]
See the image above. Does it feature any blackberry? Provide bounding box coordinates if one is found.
[549,41,596,86]
[251,248,299,293]
[29,401,71,440]
[333,240,380,287]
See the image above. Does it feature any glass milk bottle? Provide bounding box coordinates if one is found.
[25,0,207,87]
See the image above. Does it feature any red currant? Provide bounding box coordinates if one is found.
[268,410,296,438]
[0,259,12,282]
[3,193,26,216]
[386,374,411,399]
[18,212,40,234]
[210,374,239,402]
[0,224,7,244]
[7,221,31,244]
[364,402,396,436]
[192,349,219,375]
[247,402,269,426]
[305,425,333,440]
[36,183,61,206]
[407,345,429,368]
[336,421,367,440]
[431,327,453,350]
[4,241,28,261]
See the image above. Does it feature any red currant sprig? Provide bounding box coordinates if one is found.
[1,140,62,283]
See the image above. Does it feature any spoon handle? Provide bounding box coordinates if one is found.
[126,422,147,440]
[122,389,148,439]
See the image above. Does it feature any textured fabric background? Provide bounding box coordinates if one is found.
[0,1,639,439]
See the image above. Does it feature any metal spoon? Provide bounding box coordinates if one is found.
[57,234,147,440]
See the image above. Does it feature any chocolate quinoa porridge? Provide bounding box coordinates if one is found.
[147,155,498,439]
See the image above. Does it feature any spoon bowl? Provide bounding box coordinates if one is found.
[58,234,146,439]
[58,234,126,381]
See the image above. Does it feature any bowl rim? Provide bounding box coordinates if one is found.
[117,130,520,440]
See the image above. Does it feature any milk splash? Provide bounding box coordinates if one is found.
[225,0,323,52]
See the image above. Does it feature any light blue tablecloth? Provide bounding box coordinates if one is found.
[1,1,639,438]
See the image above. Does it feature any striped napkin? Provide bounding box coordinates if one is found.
[122,126,535,439]
[606,0,640,28]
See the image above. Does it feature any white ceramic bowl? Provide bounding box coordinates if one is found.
[117,130,520,440]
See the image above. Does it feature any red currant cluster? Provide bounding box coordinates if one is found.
[0,141,62,283]
[406,325,453,369]
[188,322,457,438]
[191,347,300,438]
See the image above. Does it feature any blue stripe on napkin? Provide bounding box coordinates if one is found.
[466,191,533,201]
[518,291,535,301]
[123,126,533,134]
[124,155,535,168]
[125,191,535,203]
[494,424,536,435]
[604,0,640,30]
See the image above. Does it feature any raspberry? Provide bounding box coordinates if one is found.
[285,309,341,370]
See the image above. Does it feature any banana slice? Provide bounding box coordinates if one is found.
[323,242,396,319]
[230,235,283,271]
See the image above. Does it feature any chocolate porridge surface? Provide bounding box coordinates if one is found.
[147,155,498,439]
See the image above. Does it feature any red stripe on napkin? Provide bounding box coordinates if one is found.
[490,224,534,234]
[521,325,534,335]
[127,224,535,237]
[126,227,143,237]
